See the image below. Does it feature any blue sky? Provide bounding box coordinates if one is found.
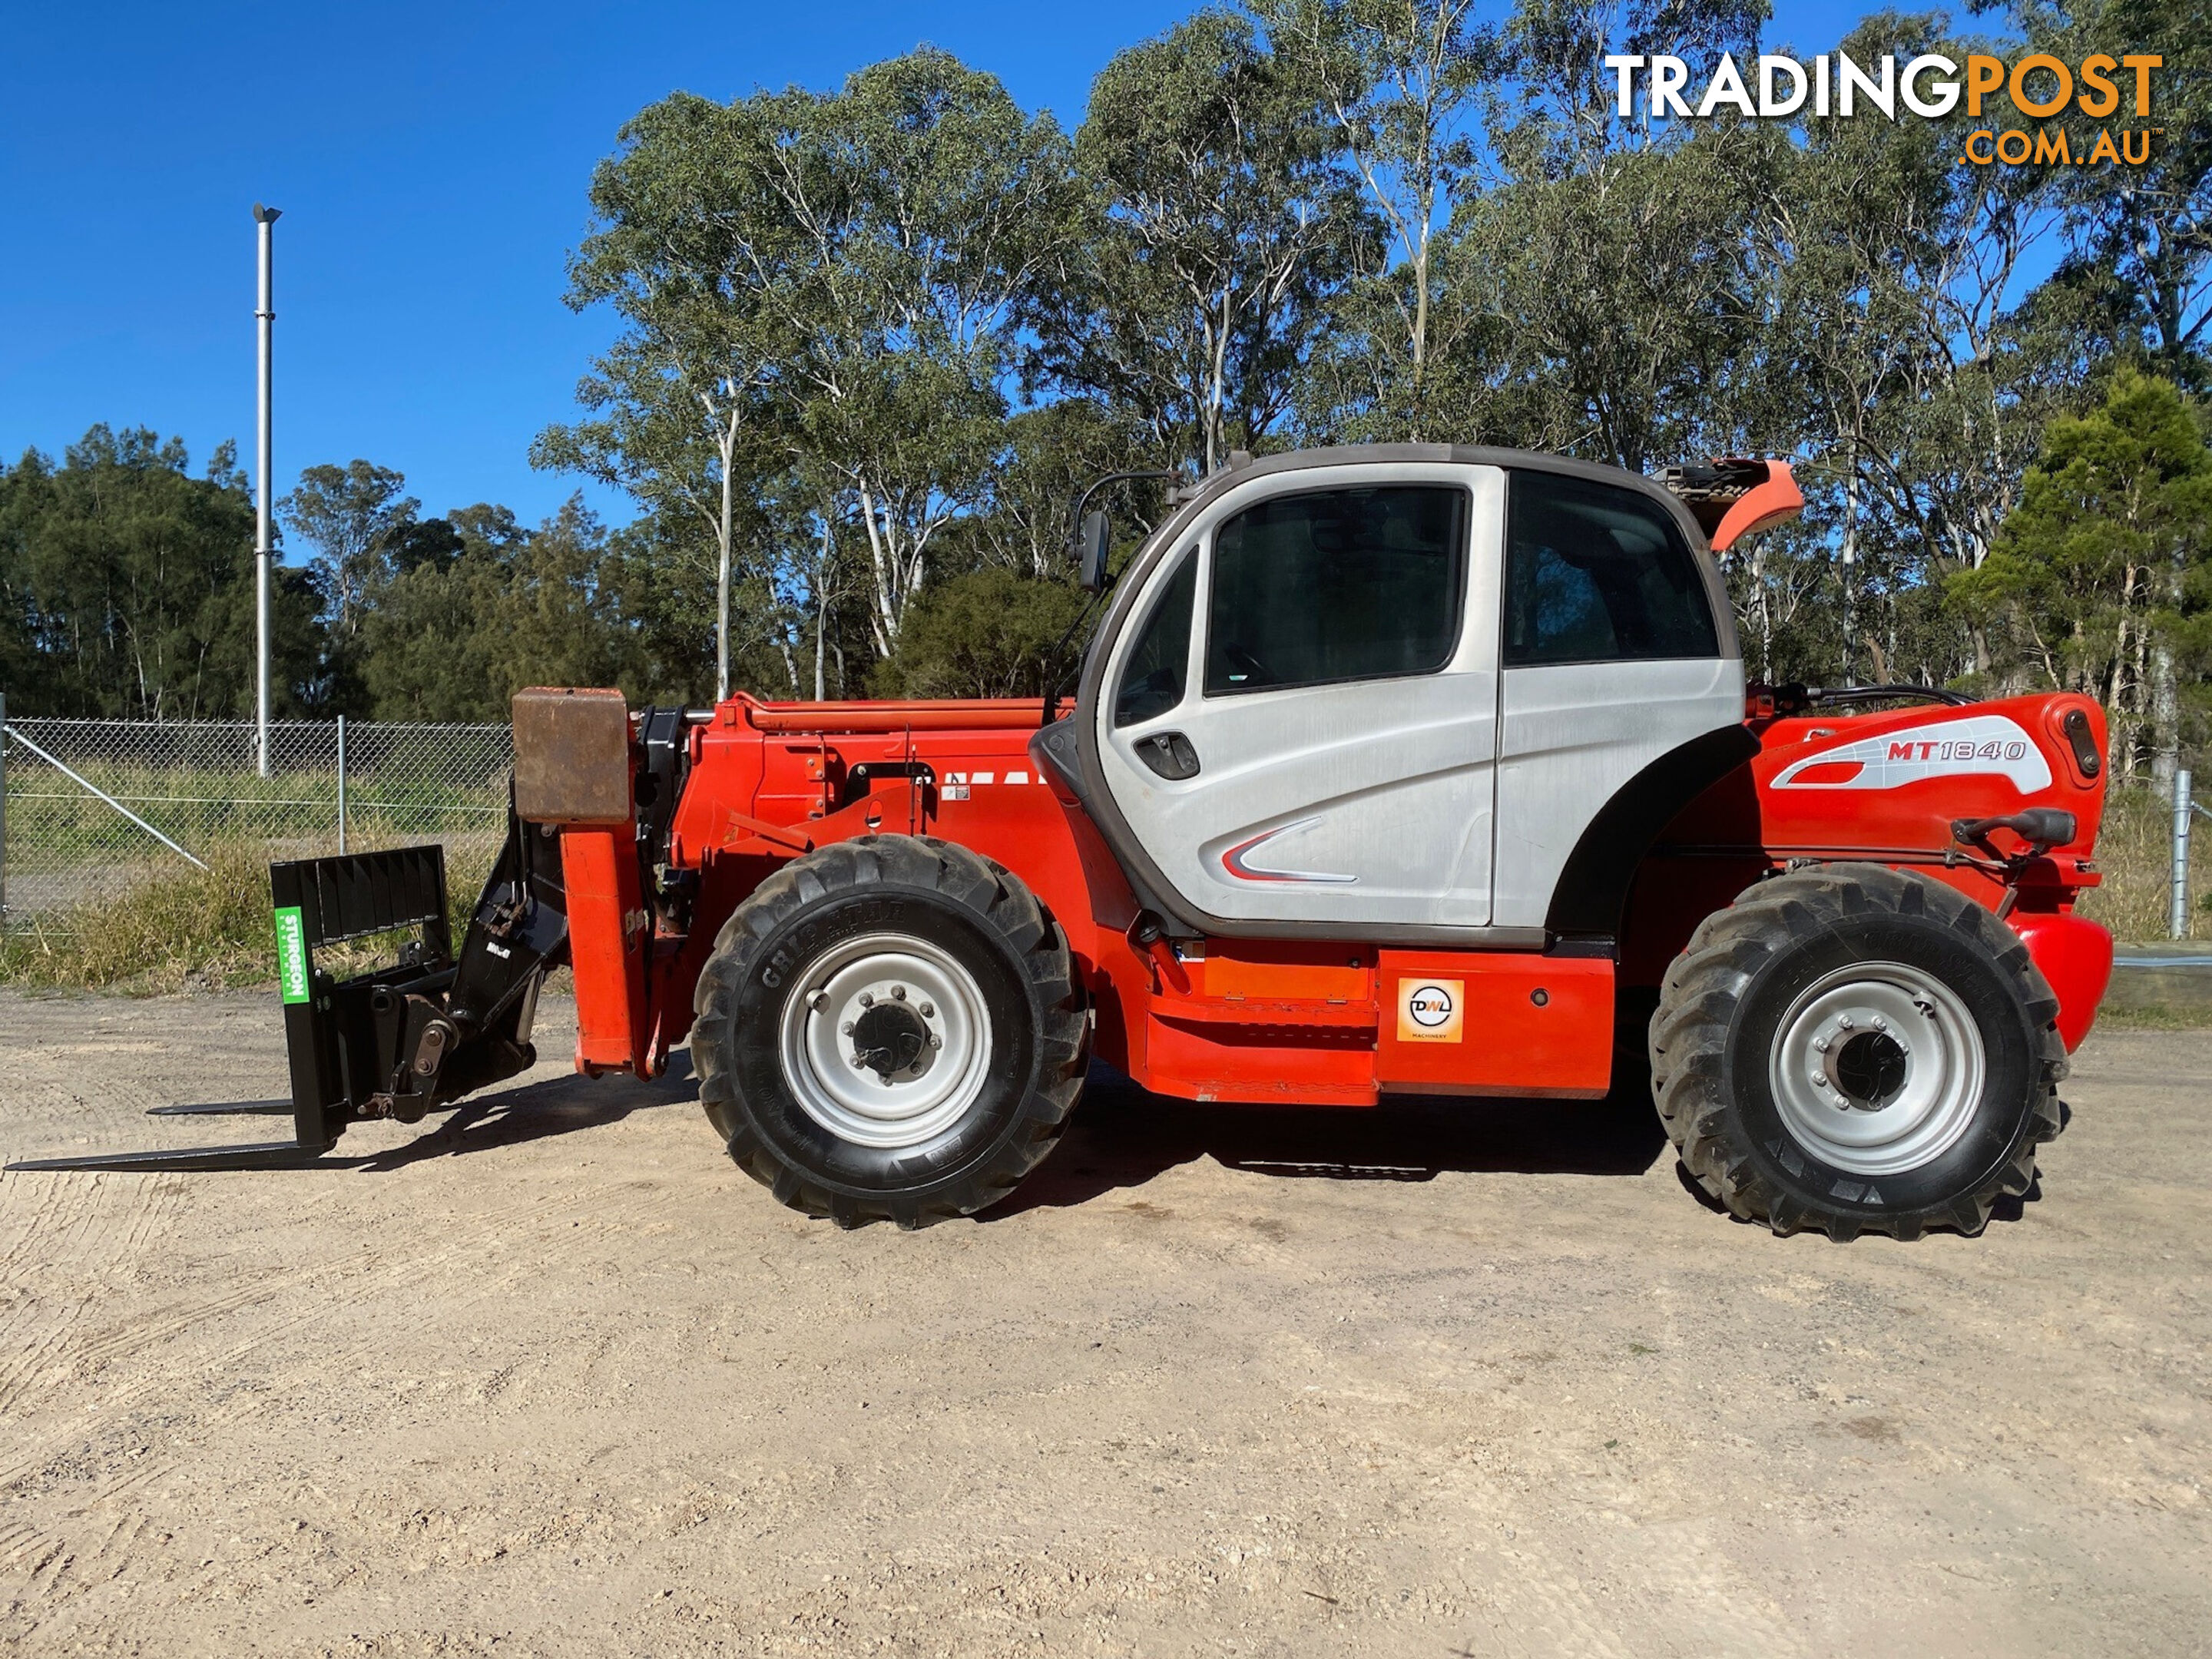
[3,2,1891,535]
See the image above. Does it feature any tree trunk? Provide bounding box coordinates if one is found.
[707,388,741,704]
[813,522,831,703]
[1840,464,1859,684]
[2152,540,2184,787]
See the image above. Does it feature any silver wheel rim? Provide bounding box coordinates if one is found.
[777,932,994,1150]
[1767,960,1985,1177]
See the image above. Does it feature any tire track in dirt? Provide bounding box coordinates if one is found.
[0,1169,188,1423]
[0,1173,677,1614]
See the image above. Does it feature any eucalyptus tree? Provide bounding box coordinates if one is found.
[1043,9,1369,473]
[1419,0,1773,469]
[1770,12,2073,685]
[1952,369,2212,773]
[959,401,1154,581]
[1247,0,1500,433]
[535,88,803,699]
[2013,0,2212,389]
[545,54,1075,670]
[786,51,1077,657]
[280,459,419,644]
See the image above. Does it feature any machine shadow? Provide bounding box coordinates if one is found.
[356,1046,1680,1212]
[987,1061,1671,1220]
[358,1050,699,1170]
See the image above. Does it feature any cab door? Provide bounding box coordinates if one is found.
[1489,466,1744,929]
[1095,462,1504,932]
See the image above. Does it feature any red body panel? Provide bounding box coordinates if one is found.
[560,824,652,1076]
[2010,912,2116,1052]
[1375,951,1613,1098]
[570,686,2114,1094]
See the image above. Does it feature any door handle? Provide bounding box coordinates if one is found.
[1134,731,1200,780]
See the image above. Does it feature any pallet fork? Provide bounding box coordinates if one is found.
[7,810,568,1174]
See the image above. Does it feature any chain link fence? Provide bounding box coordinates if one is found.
[0,706,512,929]
[1,705,2206,942]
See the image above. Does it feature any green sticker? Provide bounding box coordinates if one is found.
[273,906,310,1005]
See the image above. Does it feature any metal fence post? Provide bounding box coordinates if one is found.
[2174,767,2195,941]
[336,714,347,855]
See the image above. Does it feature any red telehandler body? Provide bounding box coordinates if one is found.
[13,446,2117,1241]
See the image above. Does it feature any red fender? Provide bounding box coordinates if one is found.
[2009,911,2114,1052]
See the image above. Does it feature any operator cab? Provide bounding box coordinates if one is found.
[1068,445,1753,948]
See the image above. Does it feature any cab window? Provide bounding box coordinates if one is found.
[1204,485,1466,696]
[1504,470,1718,666]
[1113,548,1197,727]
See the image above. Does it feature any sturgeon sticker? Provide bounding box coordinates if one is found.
[1770,714,2051,793]
[273,906,310,1005]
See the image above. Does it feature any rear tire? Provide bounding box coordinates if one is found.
[1648,863,2066,1240]
[691,836,1087,1229]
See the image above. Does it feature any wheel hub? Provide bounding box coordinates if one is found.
[1768,962,1985,1177]
[1829,1028,1908,1109]
[850,1000,933,1082]
[777,933,992,1149]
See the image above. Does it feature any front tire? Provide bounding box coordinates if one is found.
[692,836,1088,1228]
[1649,864,2066,1240]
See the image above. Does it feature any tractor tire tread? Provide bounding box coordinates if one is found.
[1647,863,2065,1241]
[692,835,1088,1229]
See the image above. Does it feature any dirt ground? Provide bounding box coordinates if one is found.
[0,991,2205,1657]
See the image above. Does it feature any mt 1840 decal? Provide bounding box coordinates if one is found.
[1770,714,2052,793]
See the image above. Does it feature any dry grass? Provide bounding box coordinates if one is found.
[2077,783,2211,942]
[0,843,291,992]
[0,839,502,993]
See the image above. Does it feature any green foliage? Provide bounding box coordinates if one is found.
[539,48,1078,694]
[2018,0,2212,387]
[869,568,1088,700]
[357,498,697,719]
[1040,9,1370,472]
[10,5,2212,780]
[1956,370,2212,760]
[0,427,323,718]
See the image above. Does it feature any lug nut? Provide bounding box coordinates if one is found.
[859,992,874,1008]
[919,1002,935,1018]
[1871,1015,1888,1031]
[1838,1015,1855,1030]
[851,1054,867,1068]
[1813,1036,1830,1053]
[929,1035,942,1049]
[1812,1072,1829,1088]
[890,985,906,1001]
[840,1021,854,1036]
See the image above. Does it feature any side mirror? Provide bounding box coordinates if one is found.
[1076,510,1111,591]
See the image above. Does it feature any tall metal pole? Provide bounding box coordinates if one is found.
[253,204,282,778]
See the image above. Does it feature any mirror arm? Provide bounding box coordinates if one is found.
[1040,592,1102,726]
[1065,469,1177,564]
[1046,469,1177,725]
